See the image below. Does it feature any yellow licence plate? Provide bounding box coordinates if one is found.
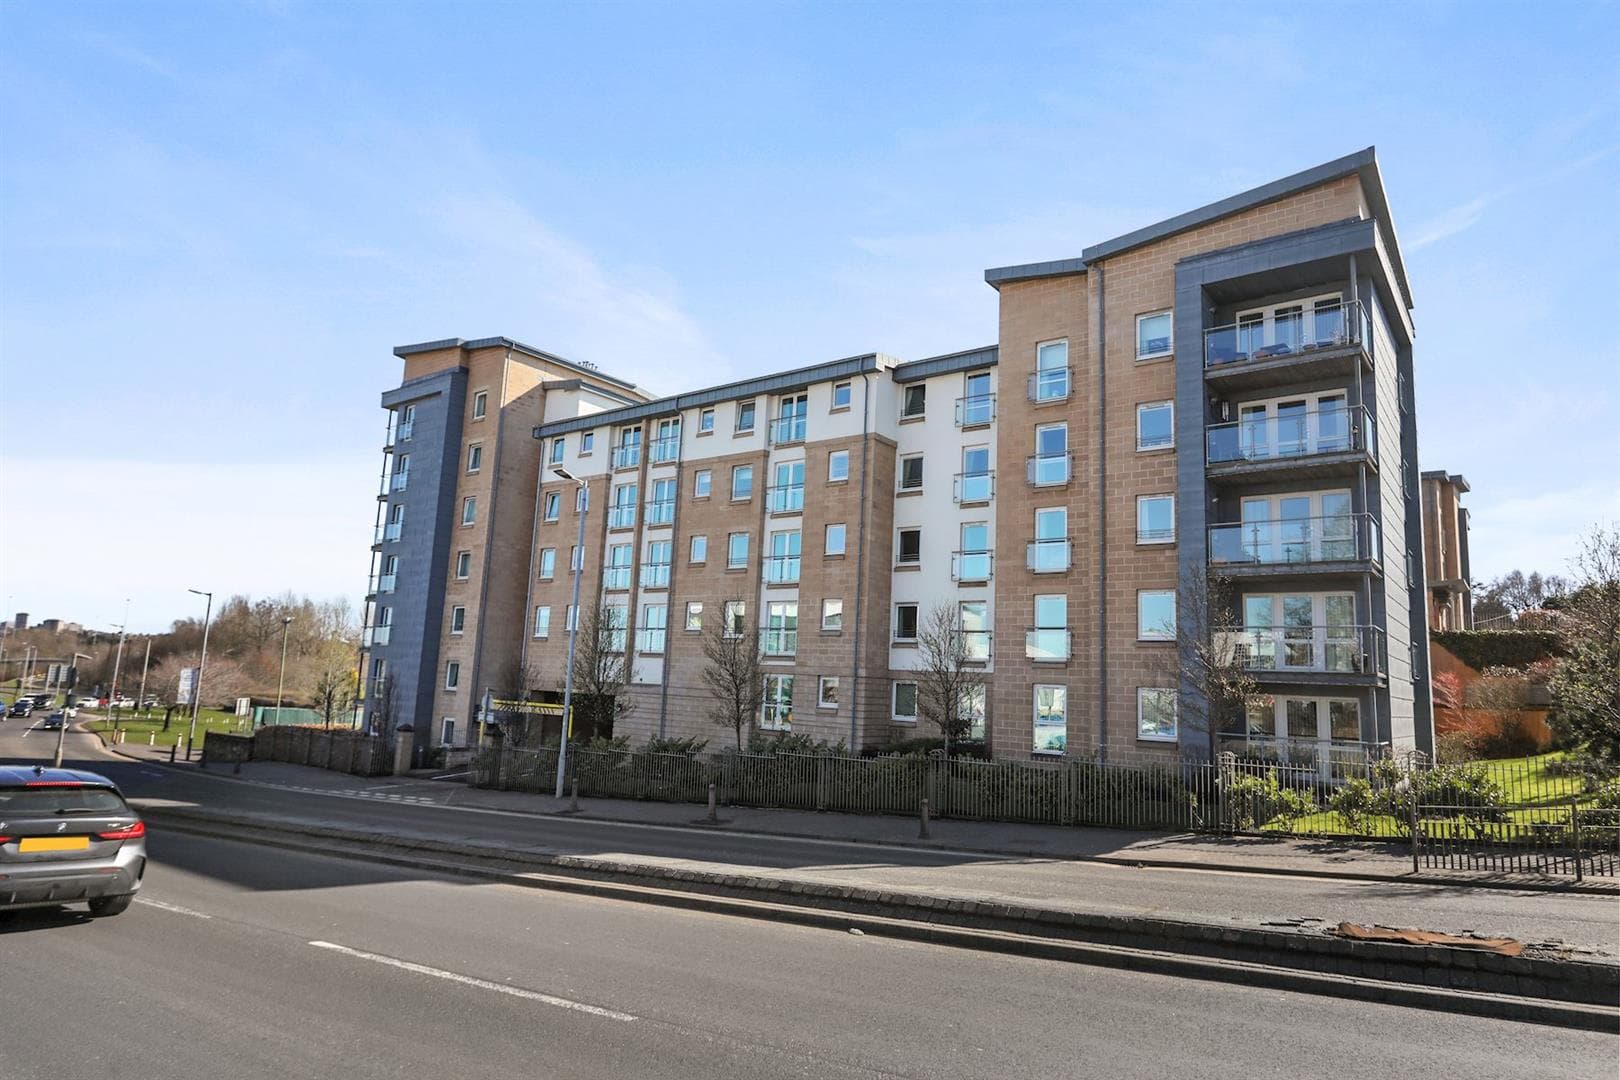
[18,836,91,853]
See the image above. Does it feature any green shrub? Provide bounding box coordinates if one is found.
[1225,769,1317,831]
[1586,779,1620,828]
[641,735,708,756]
[745,730,850,756]
[870,736,990,760]
[1327,777,1376,832]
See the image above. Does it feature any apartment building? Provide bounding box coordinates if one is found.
[360,146,1434,762]
[1421,470,1473,630]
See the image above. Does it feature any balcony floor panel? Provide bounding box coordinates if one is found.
[1203,343,1370,392]
[1211,559,1382,581]
[1248,669,1385,688]
[1205,450,1376,486]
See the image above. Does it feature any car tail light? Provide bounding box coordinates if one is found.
[96,821,146,841]
[25,780,85,787]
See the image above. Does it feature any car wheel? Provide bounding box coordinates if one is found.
[87,894,134,917]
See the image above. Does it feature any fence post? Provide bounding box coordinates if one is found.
[1571,798,1583,883]
[570,774,580,813]
[816,753,828,812]
[149,732,155,746]
[1409,790,1420,875]
[918,797,931,839]
[707,782,718,824]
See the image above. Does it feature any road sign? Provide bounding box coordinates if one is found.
[178,667,197,705]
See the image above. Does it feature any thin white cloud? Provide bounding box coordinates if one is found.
[1409,143,1620,250]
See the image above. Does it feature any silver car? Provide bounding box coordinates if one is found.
[0,766,146,916]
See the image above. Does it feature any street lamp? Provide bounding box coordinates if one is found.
[552,466,588,800]
[109,599,130,730]
[274,615,294,729]
[186,588,214,755]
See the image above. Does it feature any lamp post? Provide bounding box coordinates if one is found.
[136,638,152,718]
[274,615,294,728]
[186,588,213,753]
[109,599,130,730]
[551,467,589,800]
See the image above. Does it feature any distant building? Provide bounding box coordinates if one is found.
[13,612,28,631]
[1421,471,1472,630]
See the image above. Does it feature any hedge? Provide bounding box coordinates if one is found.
[1432,630,1562,672]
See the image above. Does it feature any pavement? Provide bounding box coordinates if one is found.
[4,824,1617,1079]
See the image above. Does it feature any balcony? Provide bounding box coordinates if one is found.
[768,415,808,446]
[1203,300,1371,390]
[957,629,992,662]
[648,436,680,464]
[377,573,397,594]
[954,471,994,505]
[363,625,392,648]
[1214,624,1386,683]
[1207,404,1376,482]
[1208,514,1381,574]
[952,551,994,583]
[762,627,798,657]
[385,418,413,448]
[389,471,409,492]
[611,444,642,470]
[645,499,675,526]
[607,506,637,530]
[1026,538,1072,573]
[765,555,801,585]
[604,566,631,591]
[635,628,667,654]
[640,563,670,589]
[767,483,805,514]
[1027,453,1072,487]
[1025,628,1071,662]
[955,394,996,428]
[1028,367,1071,404]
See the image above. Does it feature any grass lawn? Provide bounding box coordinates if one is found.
[83,709,248,748]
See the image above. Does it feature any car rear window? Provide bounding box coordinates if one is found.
[0,787,130,815]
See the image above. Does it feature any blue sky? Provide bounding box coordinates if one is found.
[2,1,1617,632]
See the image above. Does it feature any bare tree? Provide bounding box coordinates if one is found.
[1549,523,1620,759]
[560,597,635,742]
[1166,568,1265,760]
[700,617,764,751]
[914,604,987,758]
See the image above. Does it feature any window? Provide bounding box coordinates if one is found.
[467,443,483,473]
[398,405,415,440]
[893,603,919,642]
[761,674,794,730]
[386,502,404,541]
[441,718,456,746]
[731,464,754,500]
[1239,592,1360,673]
[566,604,577,631]
[773,394,807,444]
[638,604,667,653]
[450,605,466,634]
[1137,495,1175,545]
[693,469,712,498]
[1033,341,1069,401]
[960,371,993,427]
[1136,401,1174,451]
[543,492,561,522]
[818,676,840,709]
[539,548,556,579]
[962,685,987,740]
[764,601,797,655]
[382,554,399,589]
[767,531,801,584]
[650,417,680,463]
[956,522,991,582]
[770,461,805,513]
[736,400,757,433]
[825,523,846,556]
[1138,590,1177,640]
[1136,311,1173,359]
[1031,423,1069,485]
[533,605,551,638]
[897,528,921,565]
[647,478,675,525]
[958,445,992,504]
[1034,686,1066,753]
[445,661,461,690]
[893,681,918,723]
[1211,489,1356,566]
[689,535,708,563]
[472,391,488,420]
[580,431,595,454]
[699,408,715,433]
[609,483,637,529]
[550,438,565,465]
[602,604,628,653]
[570,545,582,571]
[1138,688,1178,741]
[727,532,750,569]
[724,600,747,638]
[960,600,990,661]
[685,602,703,631]
[392,453,410,491]
[1029,595,1068,661]
[899,454,923,491]
[461,496,477,526]
[831,382,852,410]
[1030,507,1069,573]
[641,540,672,588]
[605,544,632,590]
[576,485,589,513]
[901,384,927,419]
[822,598,843,631]
[455,551,472,580]
[828,450,849,482]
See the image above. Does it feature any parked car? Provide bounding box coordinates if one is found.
[8,700,34,718]
[75,697,100,710]
[109,697,136,709]
[0,765,146,917]
[28,694,54,709]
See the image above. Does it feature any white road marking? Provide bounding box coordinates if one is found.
[306,940,637,1021]
[134,897,213,919]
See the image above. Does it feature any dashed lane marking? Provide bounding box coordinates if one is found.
[133,897,213,919]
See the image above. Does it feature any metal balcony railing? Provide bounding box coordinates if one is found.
[1214,624,1385,677]
[762,627,798,657]
[1026,538,1072,573]
[648,436,680,464]
[635,628,667,654]
[769,415,808,445]
[765,555,801,585]
[377,573,397,594]
[954,471,995,505]
[956,394,996,427]
[645,499,675,526]
[1025,628,1071,662]
[957,629,992,662]
[1204,299,1369,369]
[611,444,642,470]
[363,625,392,648]
[604,565,631,590]
[1208,513,1381,568]
[1208,404,1377,466]
[383,521,402,542]
[767,484,805,514]
[607,506,637,530]
[1027,453,1072,487]
[1028,367,1071,403]
[395,419,413,442]
[640,563,671,589]
[952,551,994,583]
[390,471,409,492]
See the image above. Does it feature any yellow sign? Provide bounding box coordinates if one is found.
[490,699,566,717]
